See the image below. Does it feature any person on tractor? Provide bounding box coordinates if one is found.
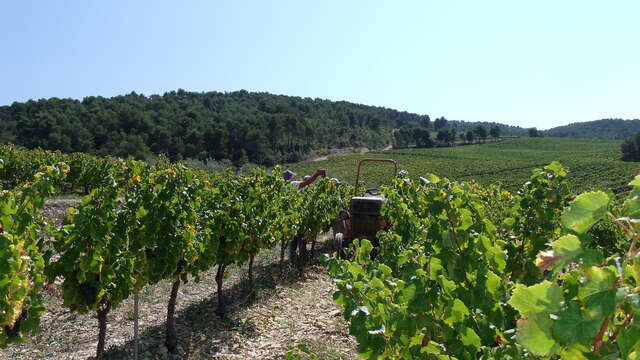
[281,168,326,191]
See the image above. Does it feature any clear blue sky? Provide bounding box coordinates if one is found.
[2,1,638,129]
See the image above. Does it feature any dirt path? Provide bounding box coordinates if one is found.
[305,147,371,163]
[0,200,358,360]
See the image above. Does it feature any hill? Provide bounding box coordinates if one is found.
[291,137,638,193]
[0,90,527,167]
[545,118,640,139]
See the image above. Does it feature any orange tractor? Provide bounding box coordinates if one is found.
[333,158,398,254]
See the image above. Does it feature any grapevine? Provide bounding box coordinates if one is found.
[0,162,68,347]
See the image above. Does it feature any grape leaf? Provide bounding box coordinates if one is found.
[561,191,610,234]
[445,299,469,325]
[550,234,583,265]
[459,326,481,351]
[516,314,557,356]
[508,281,563,316]
[624,177,640,219]
[553,301,600,345]
[618,326,640,359]
[577,266,617,318]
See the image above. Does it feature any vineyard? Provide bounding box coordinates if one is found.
[0,145,352,359]
[2,144,640,359]
[328,163,640,359]
[291,137,639,194]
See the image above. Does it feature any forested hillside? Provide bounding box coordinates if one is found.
[545,118,640,139]
[0,90,528,166]
[0,90,415,166]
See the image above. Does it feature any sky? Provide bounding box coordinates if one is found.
[1,1,638,129]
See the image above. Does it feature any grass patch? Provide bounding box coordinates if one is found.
[290,137,638,193]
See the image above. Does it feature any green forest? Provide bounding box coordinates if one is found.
[0,90,414,166]
[544,118,640,139]
[0,90,530,167]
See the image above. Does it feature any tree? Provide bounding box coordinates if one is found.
[473,126,488,143]
[448,129,457,146]
[434,117,448,130]
[433,129,455,146]
[466,131,475,144]
[489,126,501,140]
[621,132,640,161]
[413,128,434,148]
[420,115,431,128]
[528,127,542,137]
[394,126,429,149]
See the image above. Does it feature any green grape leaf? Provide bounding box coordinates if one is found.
[516,314,557,356]
[550,234,583,265]
[458,209,473,230]
[545,161,566,175]
[627,293,640,311]
[509,281,563,316]
[424,174,440,184]
[485,242,507,271]
[623,178,640,219]
[485,271,501,295]
[625,263,640,285]
[577,266,617,318]
[438,275,457,294]
[553,302,600,345]
[459,327,481,351]
[561,191,610,234]
[579,249,604,268]
[429,257,444,280]
[445,299,469,325]
[618,325,640,359]
[558,347,589,359]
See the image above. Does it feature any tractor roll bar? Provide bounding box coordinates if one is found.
[354,158,398,196]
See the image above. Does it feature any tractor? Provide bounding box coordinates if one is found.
[333,158,398,255]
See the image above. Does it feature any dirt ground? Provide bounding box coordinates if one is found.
[303,147,371,163]
[0,200,358,360]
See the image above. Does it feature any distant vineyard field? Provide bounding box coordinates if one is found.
[290,137,639,193]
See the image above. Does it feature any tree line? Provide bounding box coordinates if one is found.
[393,118,503,149]
[0,90,423,166]
[545,118,640,140]
[0,90,530,167]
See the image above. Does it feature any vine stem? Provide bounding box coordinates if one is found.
[215,264,228,317]
[593,315,610,354]
[607,213,638,258]
[608,212,632,236]
[134,292,139,360]
[165,277,181,354]
[628,231,639,259]
[279,238,287,276]
[96,302,111,360]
